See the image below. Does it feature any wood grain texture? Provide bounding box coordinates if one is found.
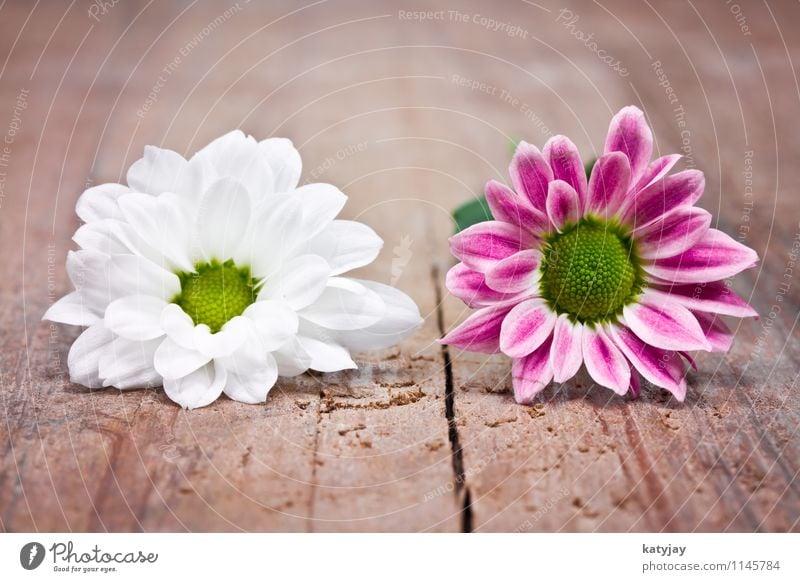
[0,0,797,532]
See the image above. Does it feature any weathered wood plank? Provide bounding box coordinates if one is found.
[1,0,463,532]
[0,0,797,533]
[439,0,800,532]
[292,124,462,532]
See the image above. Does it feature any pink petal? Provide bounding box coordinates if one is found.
[634,206,712,259]
[693,311,734,352]
[680,351,698,371]
[550,314,583,383]
[484,180,550,236]
[543,135,588,210]
[499,299,556,358]
[511,336,554,404]
[607,324,687,400]
[622,290,711,351]
[509,141,552,211]
[449,221,535,272]
[581,326,631,395]
[604,106,653,185]
[642,271,683,286]
[619,169,705,228]
[629,371,641,398]
[633,154,681,192]
[643,228,759,284]
[587,151,631,216]
[446,263,523,308]
[440,304,513,353]
[545,180,580,232]
[485,250,542,294]
[647,281,757,318]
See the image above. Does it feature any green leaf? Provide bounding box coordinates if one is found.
[584,157,597,179]
[453,196,493,232]
[451,156,598,233]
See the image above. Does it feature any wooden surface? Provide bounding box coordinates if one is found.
[1,0,798,532]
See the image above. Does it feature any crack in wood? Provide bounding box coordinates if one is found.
[431,261,473,533]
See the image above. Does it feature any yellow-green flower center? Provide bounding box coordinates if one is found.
[173,260,257,333]
[539,218,643,323]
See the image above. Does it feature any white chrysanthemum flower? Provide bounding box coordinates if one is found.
[45,131,423,409]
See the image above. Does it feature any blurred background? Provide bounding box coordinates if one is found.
[0,0,798,532]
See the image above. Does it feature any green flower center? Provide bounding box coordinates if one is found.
[539,217,643,323]
[173,260,257,333]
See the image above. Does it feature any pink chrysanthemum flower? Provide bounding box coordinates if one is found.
[441,106,758,404]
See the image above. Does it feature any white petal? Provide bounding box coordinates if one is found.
[65,242,179,310]
[305,220,383,276]
[62,251,144,320]
[216,328,270,376]
[107,254,181,300]
[330,280,422,351]
[98,336,161,389]
[127,145,189,195]
[299,277,385,331]
[259,137,301,192]
[192,316,248,358]
[193,130,274,200]
[67,323,113,389]
[76,183,129,222]
[237,195,304,278]
[118,193,193,271]
[193,130,246,159]
[257,254,330,310]
[212,317,271,375]
[163,360,227,410]
[223,354,279,404]
[65,250,112,308]
[43,291,100,326]
[297,335,357,372]
[153,337,211,380]
[73,221,130,255]
[104,295,167,341]
[160,303,197,349]
[242,300,299,351]
[293,183,347,238]
[172,155,213,208]
[73,219,159,262]
[196,177,251,262]
[272,336,312,377]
